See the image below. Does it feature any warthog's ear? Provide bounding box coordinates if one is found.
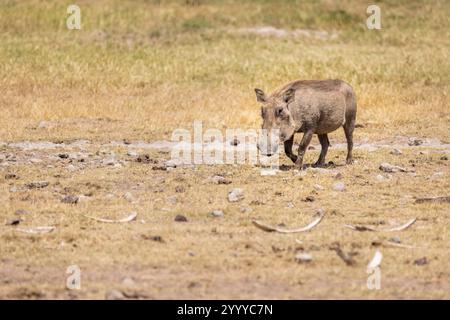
[254,88,267,103]
[283,88,295,104]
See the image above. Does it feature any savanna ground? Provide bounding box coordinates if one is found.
[0,0,449,299]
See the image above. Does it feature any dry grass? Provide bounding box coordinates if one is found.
[0,0,449,299]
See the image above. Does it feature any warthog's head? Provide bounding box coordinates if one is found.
[255,87,296,156]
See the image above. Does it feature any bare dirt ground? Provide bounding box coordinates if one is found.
[1,0,449,300]
[1,130,449,299]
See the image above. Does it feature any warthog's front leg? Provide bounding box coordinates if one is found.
[295,130,313,170]
[284,135,298,164]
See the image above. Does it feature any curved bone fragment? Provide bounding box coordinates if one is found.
[83,211,137,223]
[252,212,324,233]
[16,226,55,234]
[344,218,416,232]
[367,250,382,269]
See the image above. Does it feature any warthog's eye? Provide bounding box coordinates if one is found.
[275,107,284,117]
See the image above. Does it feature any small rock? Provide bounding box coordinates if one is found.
[304,196,315,202]
[102,158,117,166]
[105,289,125,300]
[430,172,444,180]
[6,218,22,226]
[413,257,428,266]
[332,182,345,192]
[136,154,156,164]
[127,150,139,157]
[175,186,185,193]
[390,148,402,155]
[211,175,231,185]
[210,210,224,218]
[240,206,252,213]
[389,236,401,244]
[313,184,324,191]
[334,172,343,180]
[29,158,43,164]
[15,209,29,215]
[123,192,135,202]
[379,162,409,173]
[66,164,78,172]
[286,202,295,208]
[408,138,423,146]
[174,214,187,222]
[5,173,19,180]
[61,195,79,204]
[58,153,69,159]
[167,195,178,205]
[37,120,50,129]
[122,277,135,287]
[147,235,164,242]
[228,188,244,202]
[164,159,180,168]
[376,174,391,182]
[295,252,313,264]
[26,181,49,189]
[440,155,448,161]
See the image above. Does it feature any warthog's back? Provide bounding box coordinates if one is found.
[271,79,356,134]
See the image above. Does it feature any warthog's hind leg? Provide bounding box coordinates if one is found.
[314,134,329,167]
[343,119,355,164]
[284,135,298,164]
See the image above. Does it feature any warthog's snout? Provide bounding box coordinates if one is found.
[257,130,280,156]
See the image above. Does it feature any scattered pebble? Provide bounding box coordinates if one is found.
[175,186,185,193]
[379,162,409,173]
[123,192,135,202]
[210,210,224,218]
[228,188,244,202]
[167,195,178,205]
[105,289,125,300]
[429,172,444,180]
[5,173,19,180]
[122,277,135,287]
[6,218,22,226]
[376,174,391,182]
[174,214,187,222]
[304,196,315,202]
[408,138,423,146]
[413,257,428,266]
[211,175,232,185]
[295,252,313,264]
[390,148,403,155]
[66,164,78,172]
[26,181,49,189]
[332,182,345,192]
[127,150,139,157]
[29,158,43,164]
[314,184,324,191]
[389,236,401,244]
[37,120,50,129]
[61,195,79,204]
[136,154,156,164]
[15,209,29,215]
[240,206,252,213]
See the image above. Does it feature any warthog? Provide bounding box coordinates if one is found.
[255,79,357,169]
